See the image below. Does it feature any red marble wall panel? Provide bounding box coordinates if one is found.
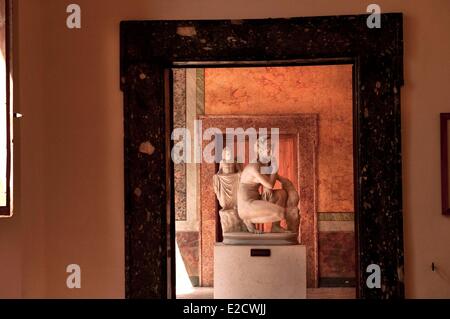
[319,232,355,278]
[173,69,187,220]
[176,231,199,278]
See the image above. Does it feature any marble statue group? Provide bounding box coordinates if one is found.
[213,136,300,243]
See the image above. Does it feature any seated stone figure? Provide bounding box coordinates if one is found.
[237,136,299,234]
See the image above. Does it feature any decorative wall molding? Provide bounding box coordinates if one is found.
[198,114,318,287]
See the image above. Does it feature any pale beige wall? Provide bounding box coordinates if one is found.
[0,0,448,298]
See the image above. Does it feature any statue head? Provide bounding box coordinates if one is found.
[218,146,239,174]
[221,146,233,162]
[254,136,272,164]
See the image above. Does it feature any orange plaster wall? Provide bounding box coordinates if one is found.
[205,65,354,213]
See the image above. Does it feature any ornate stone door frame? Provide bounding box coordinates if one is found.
[199,114,318,288]
[121,14,404,299]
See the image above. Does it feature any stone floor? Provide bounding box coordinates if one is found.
[177,287,356,299]
[177,287,215,299]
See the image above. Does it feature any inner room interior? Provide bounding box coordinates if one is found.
[173,65,356,299]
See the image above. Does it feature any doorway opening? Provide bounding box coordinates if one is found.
[121,15,405,300]
[172,64,356,299]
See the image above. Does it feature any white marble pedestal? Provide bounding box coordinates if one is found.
[214,244,306,299]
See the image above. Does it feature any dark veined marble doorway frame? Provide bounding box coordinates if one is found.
[120,14,404,299]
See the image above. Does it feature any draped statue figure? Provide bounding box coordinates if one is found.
[213,147,247,233]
